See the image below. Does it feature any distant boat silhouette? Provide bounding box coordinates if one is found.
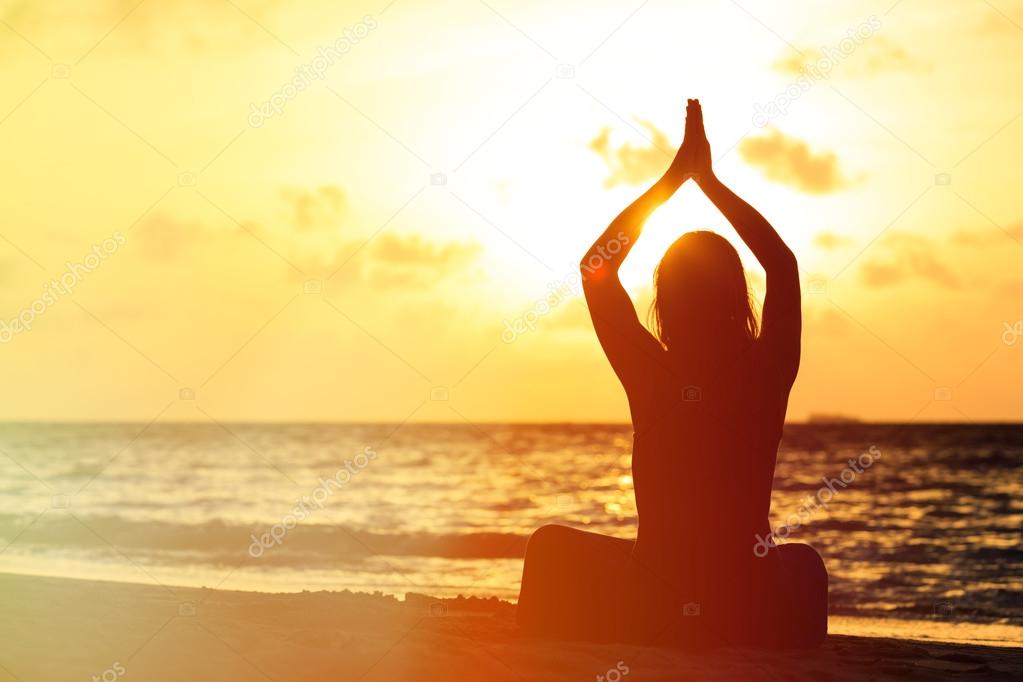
[807,414,863,424]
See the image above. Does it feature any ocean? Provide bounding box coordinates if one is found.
[1,422,1020,630]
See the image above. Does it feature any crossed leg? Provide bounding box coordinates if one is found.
[516,524,828,647]
[516,524,634,642]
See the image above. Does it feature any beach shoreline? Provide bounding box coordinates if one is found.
[2,571,1020,681]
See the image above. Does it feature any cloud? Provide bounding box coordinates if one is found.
[280,185,346,232]
[805,308,852,336]
[859,262,902,287]
[134,214,209,263]
[134,186,482,292]
[977,9,1023,35]
[1000,280,1023,298]
[0,0,290,57]
[951,222,1023,247]
[858,233,959,289]
[589,121,672,188]
[365,234,480,288]
[371,234,479,267]
[772,53,807,77]
[739,130,851,194]
[813,231,854,249]
[136,203,326,275]
[774,36,929,78]
[334,233,482,290]
[857,36,930,75]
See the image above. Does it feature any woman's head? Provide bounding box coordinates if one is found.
[650,231,758,352]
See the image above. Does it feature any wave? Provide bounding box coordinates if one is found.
[0,513,529,563]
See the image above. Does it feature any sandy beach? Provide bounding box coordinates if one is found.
[1,572,1020,682]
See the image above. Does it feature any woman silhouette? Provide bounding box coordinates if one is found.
[517,100,826,648]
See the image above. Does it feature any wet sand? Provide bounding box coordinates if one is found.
[1,572,1020,681]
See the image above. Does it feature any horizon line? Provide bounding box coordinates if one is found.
[0,419,1019,426]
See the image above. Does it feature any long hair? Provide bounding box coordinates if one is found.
[649,231,759,354]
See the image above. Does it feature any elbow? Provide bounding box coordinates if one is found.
[772,247,798,275]
[579,257,617,288]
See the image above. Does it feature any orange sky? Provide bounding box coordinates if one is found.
[0,0,1021,423]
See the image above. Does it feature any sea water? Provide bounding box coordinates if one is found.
[0,422,1020,636]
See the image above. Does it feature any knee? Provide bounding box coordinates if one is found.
[518,525,574,626]
[777,543,828,646]
[779,543,827,584]
[524,524,572,563]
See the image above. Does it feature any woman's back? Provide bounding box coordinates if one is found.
[629,340,786,563]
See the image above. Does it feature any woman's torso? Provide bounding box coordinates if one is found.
[626,340,787,570]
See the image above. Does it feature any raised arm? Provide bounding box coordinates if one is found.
[686,101,801,387]
[581,104,700,389]
[581,102,704,278]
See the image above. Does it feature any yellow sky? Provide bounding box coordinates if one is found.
[0,0,1021,423]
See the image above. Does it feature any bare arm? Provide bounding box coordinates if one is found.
[581,100,703,277]
[698,177,797,274]
[581,104,700,387]
[580,175,677,389]
[688,101,801,386]
[581,175,677,278]
[703,174,801,387]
